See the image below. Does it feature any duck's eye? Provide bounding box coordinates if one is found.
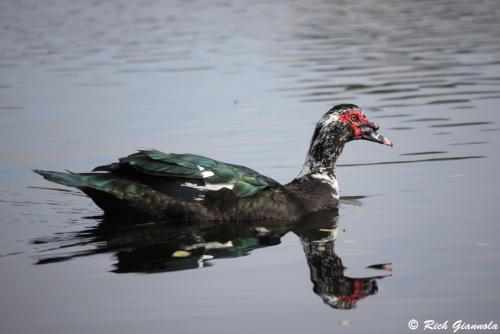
[350,114,359,122]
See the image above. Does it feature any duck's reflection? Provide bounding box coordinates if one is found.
[296,217,388,309]
[34,209,390,309]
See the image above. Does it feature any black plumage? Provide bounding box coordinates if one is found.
[34,104,392,222]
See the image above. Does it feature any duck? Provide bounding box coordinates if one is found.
[34,104,392,222]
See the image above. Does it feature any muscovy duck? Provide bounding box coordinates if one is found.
[34,104,392,222]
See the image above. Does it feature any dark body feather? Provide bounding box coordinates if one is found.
[34,104,390,223]
[34,150,337,222]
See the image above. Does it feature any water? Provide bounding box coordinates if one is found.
[1,0,500,332]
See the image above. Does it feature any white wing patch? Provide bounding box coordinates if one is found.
[178,166,236,192]
[205,183,234,191]
[197,165,215,178]
[181,182,206,191]
[181,181,234,192]
[201,170,215,178]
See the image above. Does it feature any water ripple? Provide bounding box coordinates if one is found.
[338,156,485,167]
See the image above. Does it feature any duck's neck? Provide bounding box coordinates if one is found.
[296,135,347,182]
[292,127,348,201]
[286,114,351,206]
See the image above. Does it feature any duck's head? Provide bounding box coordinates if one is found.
[302,104,392,177]
[316,104,392,147]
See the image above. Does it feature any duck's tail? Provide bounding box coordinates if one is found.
[33,170,86,188]
[33,169,148,217]
[33,169,208,219]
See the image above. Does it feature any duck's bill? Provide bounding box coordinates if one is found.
[361,128,393,147]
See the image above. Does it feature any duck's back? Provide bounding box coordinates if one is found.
[35,149,302,222]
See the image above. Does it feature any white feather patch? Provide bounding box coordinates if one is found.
[201,170,215,178]
[310,173,339,200]
[320,113,339,127]
[181,182,206,191]
[197,165,215,178]
[205,183,234,191]
[181,181,234,192]
[193,195,205,201]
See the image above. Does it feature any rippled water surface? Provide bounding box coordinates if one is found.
[1,0,500,333]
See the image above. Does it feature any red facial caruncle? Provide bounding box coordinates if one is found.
[338,108,392,146]
[339,109,379,139]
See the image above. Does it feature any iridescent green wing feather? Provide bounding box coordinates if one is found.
[98,149,282,197]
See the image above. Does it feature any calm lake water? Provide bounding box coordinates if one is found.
[1,0,500,333]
